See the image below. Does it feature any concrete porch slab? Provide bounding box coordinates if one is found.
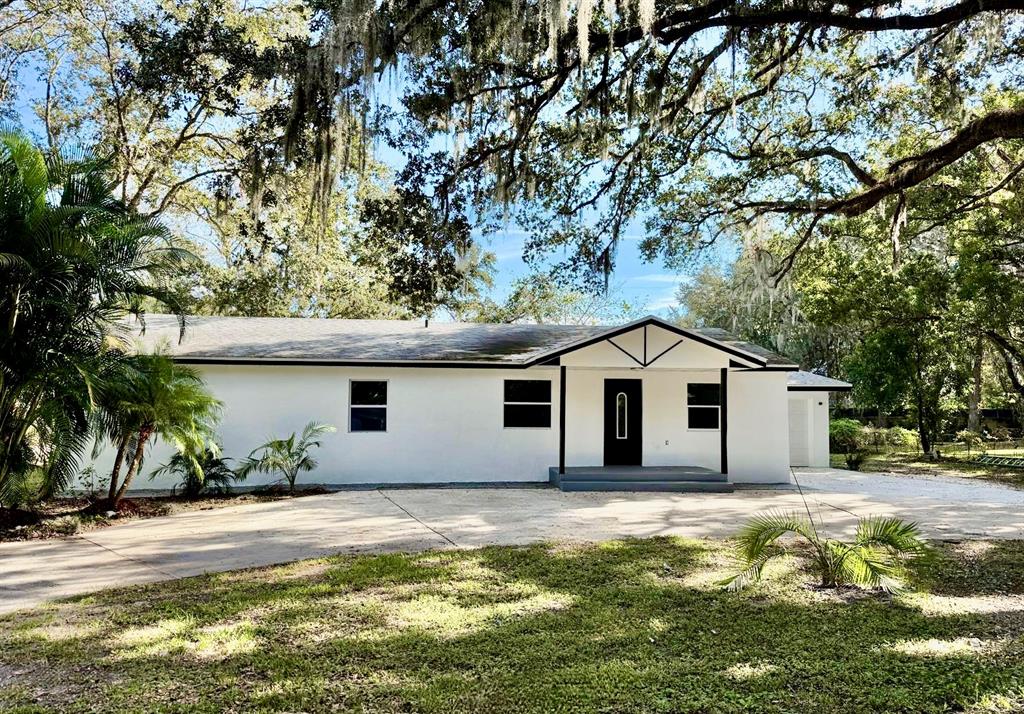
[549,465,732,492]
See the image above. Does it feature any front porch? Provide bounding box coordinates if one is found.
[548,465,734,493]
[537,316,794,487]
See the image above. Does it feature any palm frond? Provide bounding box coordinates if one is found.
[720,545,786,592]
[1,131,194,494]
[854,516,926,555]
[832,541,905,592]
[734,510,816,562]
[725,507,926,593]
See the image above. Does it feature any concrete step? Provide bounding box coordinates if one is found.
[558,471,727,483]
[549,466,728,486]
[558,480,735,493]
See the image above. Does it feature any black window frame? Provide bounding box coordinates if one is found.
[687,382,721,431]
[350,379,388,433]
[503,379,552,429]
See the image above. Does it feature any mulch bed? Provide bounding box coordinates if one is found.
[0,486,333,543]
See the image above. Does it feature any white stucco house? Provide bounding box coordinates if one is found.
[103,315,849,492]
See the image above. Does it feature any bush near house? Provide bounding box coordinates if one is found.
[236,422,336,494]
[886,426,920,450]
[829,419,868,470]
[150,446,237,498]
[0,428,336,542]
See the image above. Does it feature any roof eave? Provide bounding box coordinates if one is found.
[171,356,547,369]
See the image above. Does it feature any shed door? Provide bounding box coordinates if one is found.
[788,398,810,467]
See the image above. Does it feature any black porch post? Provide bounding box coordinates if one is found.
[720,367,729,475]
[559,365,567,474]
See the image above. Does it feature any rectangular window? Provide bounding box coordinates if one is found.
[687,382,721,430]
[350,380,387,432]
[503,380,551,428]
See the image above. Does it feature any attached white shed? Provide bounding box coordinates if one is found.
[786,372,852,468]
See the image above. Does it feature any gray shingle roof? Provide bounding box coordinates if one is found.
[787,370,852,391]
[128,315,797,367]
[682,327,796,368]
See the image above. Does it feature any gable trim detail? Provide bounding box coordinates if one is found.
[525,316,774,368]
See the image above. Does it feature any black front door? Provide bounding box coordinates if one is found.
[604,379,642,466]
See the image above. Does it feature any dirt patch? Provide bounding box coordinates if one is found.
[858,453,1024,489]
[0,660,118,710]
[0,487,332,543]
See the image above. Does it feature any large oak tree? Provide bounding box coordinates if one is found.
[276,0,1024,283]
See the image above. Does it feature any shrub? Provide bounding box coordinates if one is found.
[830,419,868,470]
[76,467,109,501]
[956,429,984,454]
[2,469,46,510]
[988,425,1011,442]
[861,426,886,452]
[886,426,920,450]
[236,422,335,494]
[151,446,236,499]
[723,511,926,592]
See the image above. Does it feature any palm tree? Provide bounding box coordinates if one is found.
[723,511,926,592]
[0,130,192,506]
[236,422,335,494]
[95,353,221,509]
[150,445,236,498]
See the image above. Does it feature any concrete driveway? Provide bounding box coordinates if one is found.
[1,468,1022,614]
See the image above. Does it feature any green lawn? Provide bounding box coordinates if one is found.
[1,538,1023,713]
[832,451,1024,489]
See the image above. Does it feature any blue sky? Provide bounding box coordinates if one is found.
[481,225,691,316]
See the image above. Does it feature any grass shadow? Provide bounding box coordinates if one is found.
[0,537,1022,713]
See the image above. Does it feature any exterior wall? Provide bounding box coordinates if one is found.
[88,365,561,490]
[564,369,722,470]
[808,391,832,467]
[727,371,792,483]
[86,323,799,490]
[787,391,832,469]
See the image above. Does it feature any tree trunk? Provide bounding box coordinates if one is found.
[987,332,1024,397]
[913,346,932,454]
[917,400,931,454]
[967,335,983,433]
[112,426,152,508]
[106,435,129,505]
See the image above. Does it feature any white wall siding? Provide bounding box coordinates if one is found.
[727,371,791,483]
[89,365,561,490]
[808,392,832,467]
[788,397,810,466]
[86,349,802,490]
[787,392,832,468]
[563,369,722,470]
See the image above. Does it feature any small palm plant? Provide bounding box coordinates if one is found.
[236,422,335,494]
[723,511,926,592]
[94,353,222,509]
[150,446,236,498]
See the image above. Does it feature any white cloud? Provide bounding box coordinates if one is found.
[644,292,680,313]
[625,273,691,286]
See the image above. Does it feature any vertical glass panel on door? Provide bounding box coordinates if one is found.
[616,392,627,439]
